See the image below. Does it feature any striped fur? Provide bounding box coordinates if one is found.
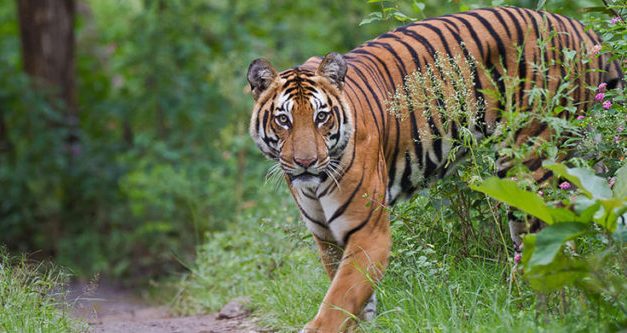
[247,7,622,332]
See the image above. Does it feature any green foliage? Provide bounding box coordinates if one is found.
[474,163,626,314]
[171,187,325,325]
[0,0,386,278]
[472,178,555,224]
[0,248,85,333]
[1,0,626,331]
[360,0,593,26]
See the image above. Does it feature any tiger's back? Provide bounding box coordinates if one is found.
[309,6,620,204]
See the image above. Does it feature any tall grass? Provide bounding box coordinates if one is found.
[0,248,85,333]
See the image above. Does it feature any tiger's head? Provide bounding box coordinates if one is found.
[247,53,353,189]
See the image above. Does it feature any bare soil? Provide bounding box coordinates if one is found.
[68,282,261,333]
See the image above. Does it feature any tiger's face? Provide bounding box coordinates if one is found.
[247,53,353,188]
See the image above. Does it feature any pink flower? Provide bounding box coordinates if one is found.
[514,253,522,264]
[589,44,602,55]
[537,190,544,196]
[615,135,621,144]
[603,100,612,110]
[576,115,585,120]
[618,126,624,133]
[559,181,572,190]
[598,82,607,93]
[595,93,605,102]
[610,17,621,24]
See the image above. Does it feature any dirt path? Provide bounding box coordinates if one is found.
[69,282,261,333]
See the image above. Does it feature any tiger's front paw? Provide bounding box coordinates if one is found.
[301,316,352,333]
[300,319,321,333]
[359,293,377,321]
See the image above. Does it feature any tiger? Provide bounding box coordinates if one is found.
[246,6,622,333]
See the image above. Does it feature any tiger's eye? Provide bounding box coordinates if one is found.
[316,112,329,122]
[277,114,289,126]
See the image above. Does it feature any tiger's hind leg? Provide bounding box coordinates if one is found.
[508,212,546,255]
[506,166,552,257]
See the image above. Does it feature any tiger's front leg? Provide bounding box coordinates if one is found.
[303,205,391,332]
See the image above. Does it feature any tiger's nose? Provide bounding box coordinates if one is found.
[294,157,317,168]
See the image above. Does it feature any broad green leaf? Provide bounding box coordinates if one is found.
[525,254,588,291]
[528,222,588,267]
[546,206,577,223]
[576,201,601,223]
[573,196,597,213]
[521,233,537,267]
[471,177,553,224]
[544,163,612,199]
[613,163,627,199]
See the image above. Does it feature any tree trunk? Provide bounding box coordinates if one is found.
[16,0,77,256]
[17,0,76,114]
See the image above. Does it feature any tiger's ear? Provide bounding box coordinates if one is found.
[316,52,347,89]
[247,58,278,100]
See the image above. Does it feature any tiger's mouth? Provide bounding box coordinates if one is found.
[288,171,329,187]
[289,171,317,180]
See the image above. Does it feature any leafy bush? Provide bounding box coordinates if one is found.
[473,163,626,321]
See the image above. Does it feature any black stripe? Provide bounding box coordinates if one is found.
[342,205,377,245]
[419,22,453,56]
[352,46,404,191]
[400,151,414,196]
[346,63,385,134]
[327,172,365,224]
[374,36,428,188]
[478,8,512,38]
[295,200,328,229]
[344,74,381,134]
[424,150,437,177]
[501,7,527,111]
[463,12,508,61]
[513,7,540,106]
[428,116,443,164]
[345,51,399,172]
[393,26,437,61]
[446,14,485,59]
[302,189,317,201]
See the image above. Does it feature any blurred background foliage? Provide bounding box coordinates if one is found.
[0,0,607,281]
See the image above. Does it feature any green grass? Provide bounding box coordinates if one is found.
[361,258,615,333]
[0,249,85,333]
[175,186,625,332]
